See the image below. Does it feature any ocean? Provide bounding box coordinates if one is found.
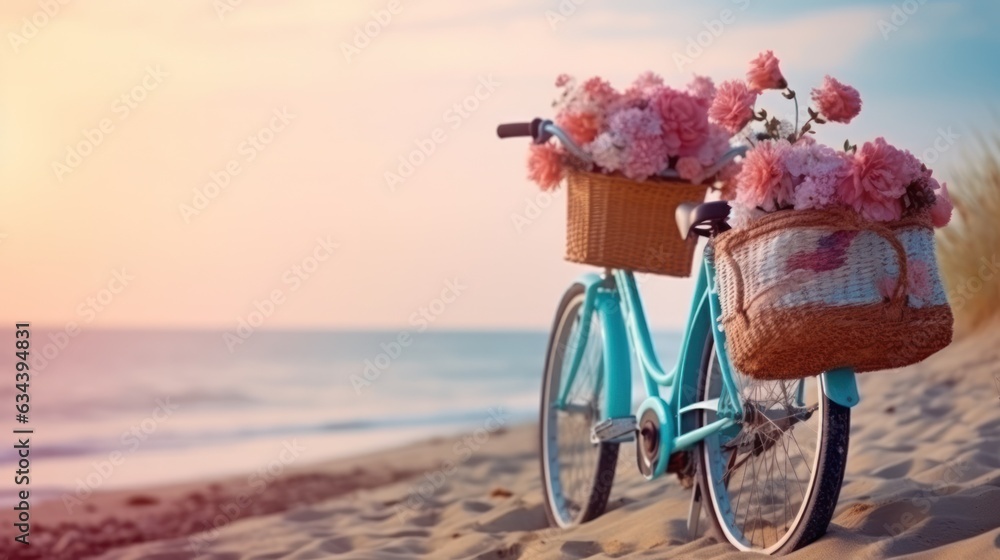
[1,329,680,503]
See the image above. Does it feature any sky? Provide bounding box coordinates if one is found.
[2,0,999,331]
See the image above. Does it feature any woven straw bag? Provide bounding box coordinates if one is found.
[713,208,953,379]
[565,170,708,277]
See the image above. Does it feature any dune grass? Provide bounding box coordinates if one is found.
[936,130,1000,338]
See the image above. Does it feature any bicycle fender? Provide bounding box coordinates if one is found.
[822,368,860,408]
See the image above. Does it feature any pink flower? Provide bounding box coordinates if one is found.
[554,75,620,128]
[746,50,787,91]
[676,156,704,182]
[608,107,669,180]
[630,71,664,96]
[616,73,664,112]
[709,80,759,134]
[793,178,837,211]
[609,107,660,143]
[556,111,600,145]
[654,87,710,156]
[930,181,953,227]
[784,143,850,180]
[856,194,903,221]
[734,139,793,211]
[891,147,926,187]
[795,134,817,146]
[785,143,852,210]
[907,258,933,303]
[718,161,741,201]
[728,202,765,229]
[811,76,862,124]
[695,123,733,166]
[687,75,716,109]
[527,143,564,191]
[589,131,623,173]
[839,137,907,221]
[581,76,619,107]
[623,134,669,180]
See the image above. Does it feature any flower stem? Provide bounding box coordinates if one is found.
[793,116,817,144]
[792,91,799,134]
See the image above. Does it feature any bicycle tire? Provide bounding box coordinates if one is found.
[539,283,619,528]
[695,336,850,554]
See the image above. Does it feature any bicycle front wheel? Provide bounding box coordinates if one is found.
[539,283,618,528]
[696,338,850,555]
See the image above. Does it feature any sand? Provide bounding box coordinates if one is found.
[5,321,1000,559]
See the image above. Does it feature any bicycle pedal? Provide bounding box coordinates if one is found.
[590,416,637,444]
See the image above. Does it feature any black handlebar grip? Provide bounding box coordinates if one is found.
[496,122,533,139]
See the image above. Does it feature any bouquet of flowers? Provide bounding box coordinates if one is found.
[717,51,954,230]
[527,72,740,189]
[709,51,954,379]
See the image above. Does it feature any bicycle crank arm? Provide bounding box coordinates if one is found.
[590,416,637,444]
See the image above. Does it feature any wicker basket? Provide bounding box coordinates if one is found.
[713,208,953,380]
[565,170,708,277]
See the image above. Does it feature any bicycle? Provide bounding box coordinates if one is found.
[497,118,860,555]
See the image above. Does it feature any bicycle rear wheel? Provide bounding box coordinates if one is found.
[539,283,619,528]
[695,338,850,554]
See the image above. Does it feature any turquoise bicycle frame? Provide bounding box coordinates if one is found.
[556,243,860,476]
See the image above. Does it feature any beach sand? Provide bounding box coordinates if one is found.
[5,320,1000,559]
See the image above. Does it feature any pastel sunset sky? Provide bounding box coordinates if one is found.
[2,0,998,330]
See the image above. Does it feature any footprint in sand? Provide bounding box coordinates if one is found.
[871,458,914,479]
[475,504,548,533]
[462,500,494,513]
[317,536,354,554]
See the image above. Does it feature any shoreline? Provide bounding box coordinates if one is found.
[4,323,1000,559]
[0,423,526,560]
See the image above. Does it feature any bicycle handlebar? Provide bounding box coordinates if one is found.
[496,122,534,139]
[497,118,747,184]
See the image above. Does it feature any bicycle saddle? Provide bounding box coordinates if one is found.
[676,201,732,239]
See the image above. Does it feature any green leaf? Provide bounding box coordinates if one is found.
[807,107,817,119]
